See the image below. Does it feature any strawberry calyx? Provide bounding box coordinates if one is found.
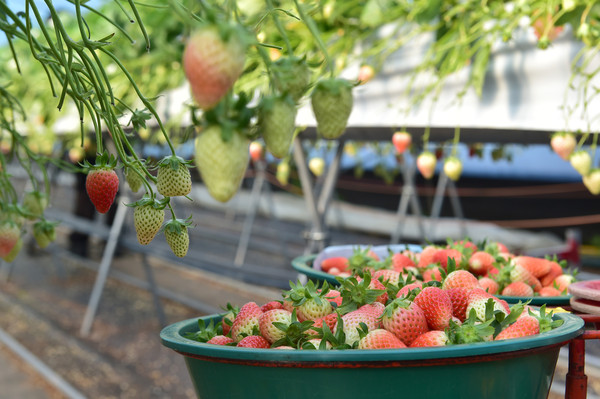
[312,77,355,96]
[162,216,193,235]
[156,155,192,172]
[125,195,168,209]
[271,309,316,349]
[80,151,118,171]
[283,280,330,308]
[337,273,385,314]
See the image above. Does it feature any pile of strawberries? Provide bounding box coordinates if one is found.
[319,240,575,298]
[186,247,566,350]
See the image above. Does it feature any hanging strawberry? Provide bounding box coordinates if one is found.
[416,151,437,179]
[83,152,119,214]
[33,220,58,249]
[271,56,311,102]
[0,221,20,257]
[164,218,192,258]
[22,191,48,220]
[310,78,354,139]
[259,95,297,159]
[131,197,166,245]
[443,157,463,181]
[156,156,192,198]
[550,132,576,161]
[392,131,412,154]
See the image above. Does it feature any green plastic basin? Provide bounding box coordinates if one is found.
[161,312,583,399]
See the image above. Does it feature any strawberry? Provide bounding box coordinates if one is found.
[195,125,249,203]
[320,256,349,273]
[124,165,144,193]
[259,309,292,344]
[468,251,495,275]
[446,287,470,322]
[33,220,57,249]
[442,270,480,290]
[132,198,165,245]
[221,305,239,336]
[284,281,333,322]
[334,309,380,346]
[22,191,47,219]
[310,313,338,336]
[550,132,576,161]
[381,298,429,346]
[207,335,234,346]
[433,248,463,270]
[164,218,191,258]
[410,330,449,347]
[305,338,332,350]
[583,169,600,195]
[276,159,290,185]
[0,221,20,257]
[443,157,463,181]
[259,95,297,159]
[501,281,534,297]
[260,301,283,312]
[85,156,119,214]
[357,302,386,319]
[570,150,592,176]
[391,252,416,272]
[416,151,436,179]
[357,64,375,85]
[495,315,539,341]
[357,329,406,349]
[417,245,439,268]
[509,264,542,292]
[538,286,562,296]
[396,282,422,298]
[540,261,564,287]
[308,157,325,177]
[249,141,263,162]
[310,78,354,139]
[422,265,443,282]
[183,23,247,109]
[156,156,192,197]
[413,287,454,330]
[323,289,343,307]
[237,335,270,349]
[271,56,311,101]
[478,276,499,294]
[466,288,509,321]
[452,240,478,251]
[392,131,411,154]
[512,256,551,279]
[2,236,22,262]
[230,302,263,342]
[553,274,575,293]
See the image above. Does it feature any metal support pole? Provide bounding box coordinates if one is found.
[141,253,167,327]
[428,171,449,238]
[566,338,588,399]
[391,160,426,244]
[80,197,128,336]
[447,178,467,238]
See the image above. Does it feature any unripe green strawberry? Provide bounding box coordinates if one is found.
[183,23,248,109]
[0,221,20,257]
[156,156,192,197]
[272,56,311,101]
[164,218,190,258]
[2,236,22,262]
[195,125,249,203]
[22,191,48,219]
[124,166,144,193]
[570,150,592,176]
[443,157,463,181]
[133,199,165,245]
[309,157,325,177]
[583,169,600,195]
[310,78,354,139]
[276,159,290,185]
[33,220,58,249]
[259,95,297,159]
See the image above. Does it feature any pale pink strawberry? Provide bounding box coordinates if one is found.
[356,275,388,305]
[442,270,480,290]
[358,302,385,320]
[422,266,443,283]
[207,335,235,345]
[417,151,437,179]
[249,141,263,162]
[512,256,551,279]
[358,329,407,349]
[451,240,478,252]
[397,282,423,298]
[334,310,380,346]
[446,287,470,322]
[495,315,539,341]
[502,281,534,297]
[550,132,576,161]
[539,286,562,297]
[468,251,495,275]
[230,302,263,342]
[323,289,343,307]
[297,298,333,322]
[392,131,412,154]
[260,301,284,312]
[418,246,439,268]
[510,264,542,292]
[553,274,575,293]
[478,277,499,294]
[540,261,564,287]
[414,287,454,330]
[237,335,270,348]
[433,248,463,270]
[309,313,338,336]
[305,338,332,350]
[391,252,416,272]
[466,288,509,321]
[221,309,236,336]
[382,299,429,346]
[410,330,449,347]
[259,309,292,344]
[357,65,375,84]
[373,269,401,286]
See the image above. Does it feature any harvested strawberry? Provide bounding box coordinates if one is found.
[538,286,562,297]
[416,151,436,179]
[502,281,534,297]
[382,298,429,346]
[183,23,247,109]
[230,302,263,342]
[373,269,401,286]
[540,261,564,287]
[195,125,249,203]
[466,288,509,321]
[446,287,470,322]
[321,256,349,273]
[414,287,455,331]
[323,289,343,307]
[442,270,480,290]
[510,264,542,292]
[259,95,297,159]
[237,335,270,349]
[156,156,192,198]
[396,282,422,298]
[391,252,416,272]
[553,274,575,293]
[284,281,333,322]
[260,301,284,312]
[310,78,354,139]
[422,266,443,283]
[164,218,191,258]
[358,329,406,349]
[259,309,292,344]
[495,315,539,341]
[310,313,338,336]
[305,338,332,350]
[433,248,463,270]
[392,131,411,154]
[478,276,499,295]
[512,256,551,279]
[550,132,576,161]
[207,335,234,346]
[358,302,386,319]
[132,197,165,245]
[418,246,439,268]
[334,309,380,346]
[410,330,449,347]
[468,251,495,275]
[83,153,119,214]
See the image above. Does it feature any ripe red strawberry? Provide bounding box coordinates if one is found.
[33,220,57,249]
[2,236,22,262]
[540,261,564,287]
[410,330,449,347]
[502,281,534,297]
[392,131,411,154]
[495,315,539,341]
[373,269,401,286]
[156,156,192,197]
[418,246,439,268]
[133,199,165,245]
[416,151,436,179]
[538,286,562,297]
[512,256,551,278]
[570,150,592,176]
[271,56,311,101]
[259,309,292,344]
[164,218,191,258]
[0,221,20,257]
[442,270,480,290]
[123,165,143,193]
[22,191,47,219]
[237,335,270,349]
[260,301,284,312]
[550,132,576,161]
[356,275,388,305]
[414,287,454,330]
[259,95,297,159]
[249,141,263,162]
[310,78,354,139]
[391,252,416,272]
[478,276,499,294]
[468,251,495,275]
[422,265,443,283]
[320,256,349,273]
[183,24,247,109]
[510,264,542,292]
[334,309,380,346]
[397,282,422,298]
[583,169,600,195]
[433,248,463,270]
[310,313,338,336]
[382,298,429,346]
[230,302,263,342]
[207,335,234,345]
[357,329,406,349]
[195,125,249,203]
[443,157,463,181]
[446,287,470,322]
[323,289,343,307]
[86,167,119,214]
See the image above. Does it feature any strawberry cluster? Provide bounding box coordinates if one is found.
[320,241,575,298]
[186,251,565,350]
